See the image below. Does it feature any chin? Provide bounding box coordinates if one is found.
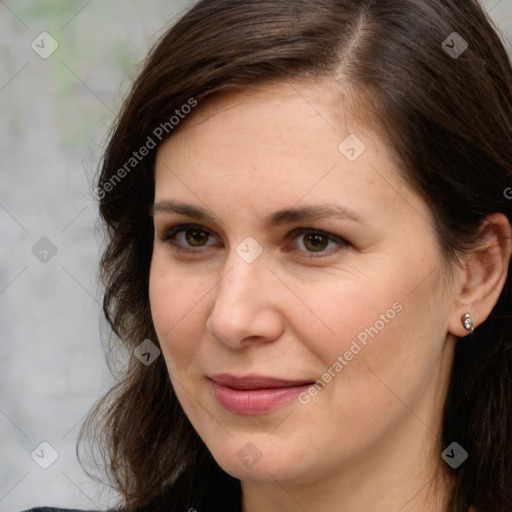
[208,438,318,484]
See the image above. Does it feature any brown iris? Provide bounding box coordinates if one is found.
[303,233,328,252]
[185,228,209,246]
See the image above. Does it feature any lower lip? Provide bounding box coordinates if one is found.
[210,381,312,415]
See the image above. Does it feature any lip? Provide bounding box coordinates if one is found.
[208,373,314,415]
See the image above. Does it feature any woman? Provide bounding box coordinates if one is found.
[26,0,512,511]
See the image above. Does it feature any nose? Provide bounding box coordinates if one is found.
[205,251,285,349]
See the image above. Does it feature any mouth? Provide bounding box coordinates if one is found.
[208,373,314,415]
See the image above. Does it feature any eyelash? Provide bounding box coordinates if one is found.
[159,223,349,258]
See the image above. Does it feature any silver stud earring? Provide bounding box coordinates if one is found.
[461,312,475,334]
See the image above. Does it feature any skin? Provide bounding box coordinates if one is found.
[149,80,511,512]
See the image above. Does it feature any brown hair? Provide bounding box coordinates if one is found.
[79,1,512,511]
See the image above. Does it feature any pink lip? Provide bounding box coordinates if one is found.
[208,373,314,415]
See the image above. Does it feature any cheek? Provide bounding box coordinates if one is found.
[287,273,398,364]
[292,264,443,406]
[149,257,208,368]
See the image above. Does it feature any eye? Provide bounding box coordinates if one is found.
[159,224,349,257]
[159,223,219,251]
[288,228,349,256]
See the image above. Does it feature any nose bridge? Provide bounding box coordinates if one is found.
[206,246,283,346]
[214,248,266,315]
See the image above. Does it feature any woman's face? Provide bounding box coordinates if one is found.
[149,80,459,486]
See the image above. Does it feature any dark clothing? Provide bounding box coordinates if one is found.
[24,508,115,512]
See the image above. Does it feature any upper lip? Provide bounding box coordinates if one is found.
[208,373,314,390]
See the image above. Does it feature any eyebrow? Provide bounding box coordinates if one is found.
[150,200,364,226]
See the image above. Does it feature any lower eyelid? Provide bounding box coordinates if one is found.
[288,241,347,258]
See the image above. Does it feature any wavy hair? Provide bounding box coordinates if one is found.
[78,1,512,511]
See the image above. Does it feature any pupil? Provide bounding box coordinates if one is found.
[304,233,327,251]
[186,229,207,246]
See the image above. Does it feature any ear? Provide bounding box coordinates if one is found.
[448,213,512,337]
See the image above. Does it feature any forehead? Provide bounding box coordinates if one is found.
[153,80,431,232]
[165,81,356,156]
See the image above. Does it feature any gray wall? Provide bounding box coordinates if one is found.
[1,1,511,511]
[0,2,192,510]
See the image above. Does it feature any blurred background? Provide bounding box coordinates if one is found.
[0,1,193,510]
[0,1,511,511]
